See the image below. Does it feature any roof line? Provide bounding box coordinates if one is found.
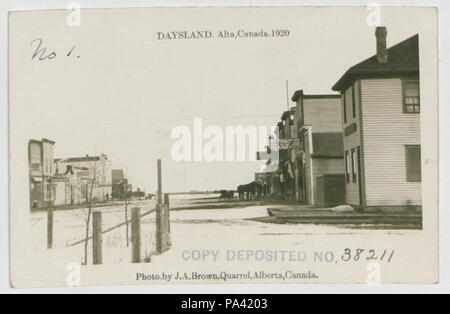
[332,33,419,91]
[303,94,341,99]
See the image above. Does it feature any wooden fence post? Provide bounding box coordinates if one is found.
[157,159,162,204]
[164,193,170,208]
[164,193,170,233]
[156,159,163,253]
[92,211,102,265]
[47,208,53,249]
[164,204,168,248]
[131,207,141,263]
[156,203,163,254]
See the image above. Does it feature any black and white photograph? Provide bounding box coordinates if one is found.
[1,1,447,294]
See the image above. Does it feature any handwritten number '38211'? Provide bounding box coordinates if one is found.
[341,249,395,263]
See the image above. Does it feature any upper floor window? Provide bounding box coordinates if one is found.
[343,85,356,123]
[403,80,420,113]
[298,104,304,127]
[343,93,347,124]
[351,83,356,118]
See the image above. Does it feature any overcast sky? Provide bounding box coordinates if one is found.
[10,6,433,193]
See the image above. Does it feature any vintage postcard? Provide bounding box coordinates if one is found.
[9,5,438,288]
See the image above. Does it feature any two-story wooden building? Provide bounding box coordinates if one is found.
[290,91,344,206]
[332,27,421,209]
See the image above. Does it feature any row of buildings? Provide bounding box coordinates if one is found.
[255,27,422,210]
[28,139,136,209]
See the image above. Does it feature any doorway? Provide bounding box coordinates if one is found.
[357,146,363,207]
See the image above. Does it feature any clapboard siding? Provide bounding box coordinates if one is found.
[342,80,362,205]
[304,98,342,133]
[361,78,421,206]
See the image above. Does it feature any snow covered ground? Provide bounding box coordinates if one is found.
[30,194,420,266]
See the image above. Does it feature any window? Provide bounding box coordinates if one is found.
[343,93,347,124]
[403,80,420,113]
[352,149,357,183]
[343,85,356,123]
[299,104,304,127]
[351,84,356,118]
[405,145,421,182]
[345,151,350,183]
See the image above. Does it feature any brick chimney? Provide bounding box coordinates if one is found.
[375,26,388,64]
